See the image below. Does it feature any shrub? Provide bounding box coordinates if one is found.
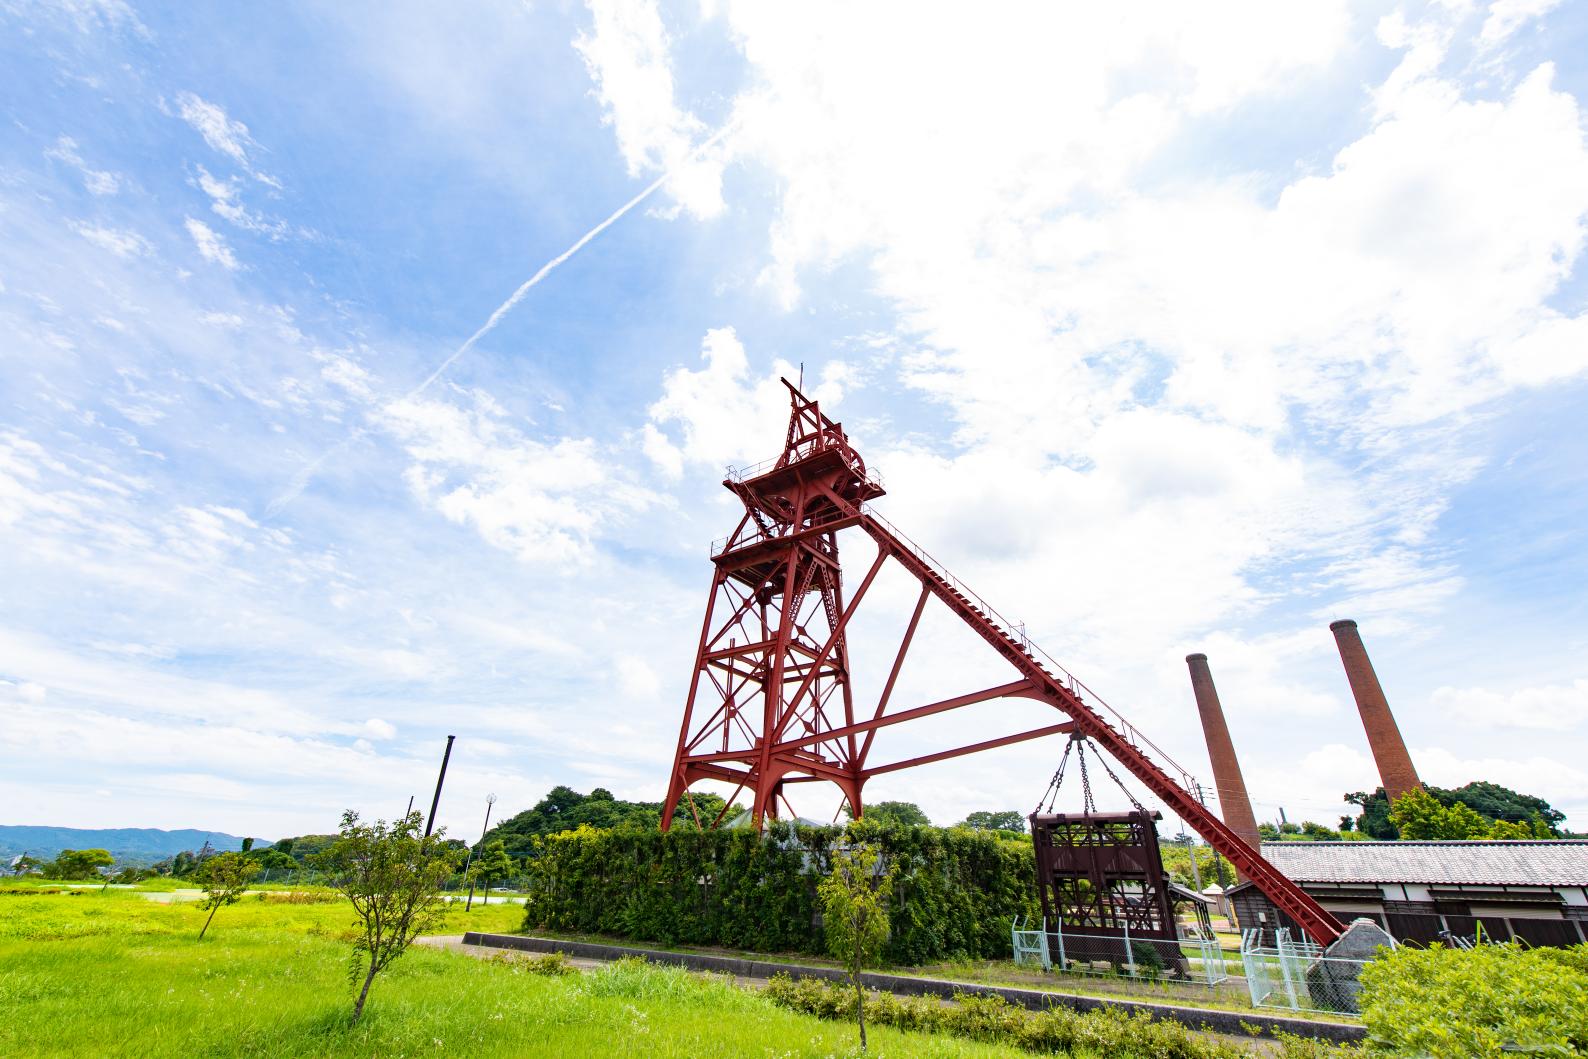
[762,974,1341,1058]
[1358,940,1588,1057]
[520,821,1038,964]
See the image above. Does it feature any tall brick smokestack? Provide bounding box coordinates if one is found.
[1185,654,1262,856]
[1330,619,1421,802]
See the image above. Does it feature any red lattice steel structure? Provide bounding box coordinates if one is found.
[661,381,1345,946]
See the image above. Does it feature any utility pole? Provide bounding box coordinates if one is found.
[404,795,414,821]
[1182,833,1203,891]
[464,793,497,912]
[1195,783,1229,888]
[425,735,455,838]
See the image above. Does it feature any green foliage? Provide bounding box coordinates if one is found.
[762,973,1339,1058]
[1390,789,1484,839]
[819,844,898,1050]
[521,821,1039,964]
[1387,789,1549,840]
[520,951,578,976]
[47,848,114,880]
[859,800,932,827]
[957,811,1026,834]
[1350,782,1566,840]
[1160,841,1231,888]
[1436,780,1565,833]
[314,810,458,1023]
[1128,940,1167,976]
[269,833,338,864]
[1346,789,1399,839]
[253,849,297,873]
[468,839,515,892]
[1358,941,1588,1057]
[481,786,660,853]
[194,852,261,939]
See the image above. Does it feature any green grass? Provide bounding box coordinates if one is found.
[0,891,1029,1057]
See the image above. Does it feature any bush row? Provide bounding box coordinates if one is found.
[761,974,1349,1058]
[519,821,1039,963]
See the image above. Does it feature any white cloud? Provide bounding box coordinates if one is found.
[194,165,291,236]
[1480,0,1562,45]
[174,92,257,168]
[184,217,239,270]
[645,327,848,473]
[615,655,660,700]
[363,718,397,740]
[575,0,728,219]
[173,92,278,186]
[1432,679,1588,731]
[46,136,122,195]
[71,221,149,258]
[383,391,656,565]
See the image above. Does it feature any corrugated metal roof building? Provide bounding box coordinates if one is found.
[1225,841,1588,948]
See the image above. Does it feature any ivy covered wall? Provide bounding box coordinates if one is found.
[520,821,1040,964]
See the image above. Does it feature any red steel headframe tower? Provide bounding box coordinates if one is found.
[662,381,1345,946]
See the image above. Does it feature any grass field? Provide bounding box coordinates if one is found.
[0,889,1037,1057]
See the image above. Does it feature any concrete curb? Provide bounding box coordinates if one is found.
[460,931,1365,1044]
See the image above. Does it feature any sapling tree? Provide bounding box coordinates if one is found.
[316,810,457,1024]
[818,843,898,1052]
[468,840,515,906]
[195,852,261,939]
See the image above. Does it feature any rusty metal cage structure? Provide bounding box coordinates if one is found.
[1031,809,1189,974]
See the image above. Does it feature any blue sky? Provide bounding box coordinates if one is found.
[3,0,1587,841]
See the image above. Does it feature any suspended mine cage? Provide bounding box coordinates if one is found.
[1029,812,1194,978]
[1030,809,1191,976]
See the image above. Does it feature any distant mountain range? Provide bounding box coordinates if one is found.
[0,825,269,866]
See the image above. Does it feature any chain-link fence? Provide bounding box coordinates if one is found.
[1240,927,1370,1015]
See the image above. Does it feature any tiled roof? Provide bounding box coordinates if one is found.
[1256,840,1588,887]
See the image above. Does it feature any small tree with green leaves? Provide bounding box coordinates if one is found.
[49,848,114,880]
[818,843,898,1052]
[194,852,260,939]
[469,839,515,905]
[316,810,457,1024]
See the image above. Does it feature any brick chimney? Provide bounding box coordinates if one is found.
[1185,653,1263,856]
[1329,619,1421,802]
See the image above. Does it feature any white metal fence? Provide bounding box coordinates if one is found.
[1011,917,1230,986]
[1239,927,1372,1016]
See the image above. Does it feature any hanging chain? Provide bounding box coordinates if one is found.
[1075,737,1095,813]
[1033,731,1148,817]
[1090,740,1147,814]
[1035,736,1149,819]
[1033,734,1076,815]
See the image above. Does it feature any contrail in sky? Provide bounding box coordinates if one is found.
[265,118,740,519]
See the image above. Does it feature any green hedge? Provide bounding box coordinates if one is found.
[520,821,1039,964]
